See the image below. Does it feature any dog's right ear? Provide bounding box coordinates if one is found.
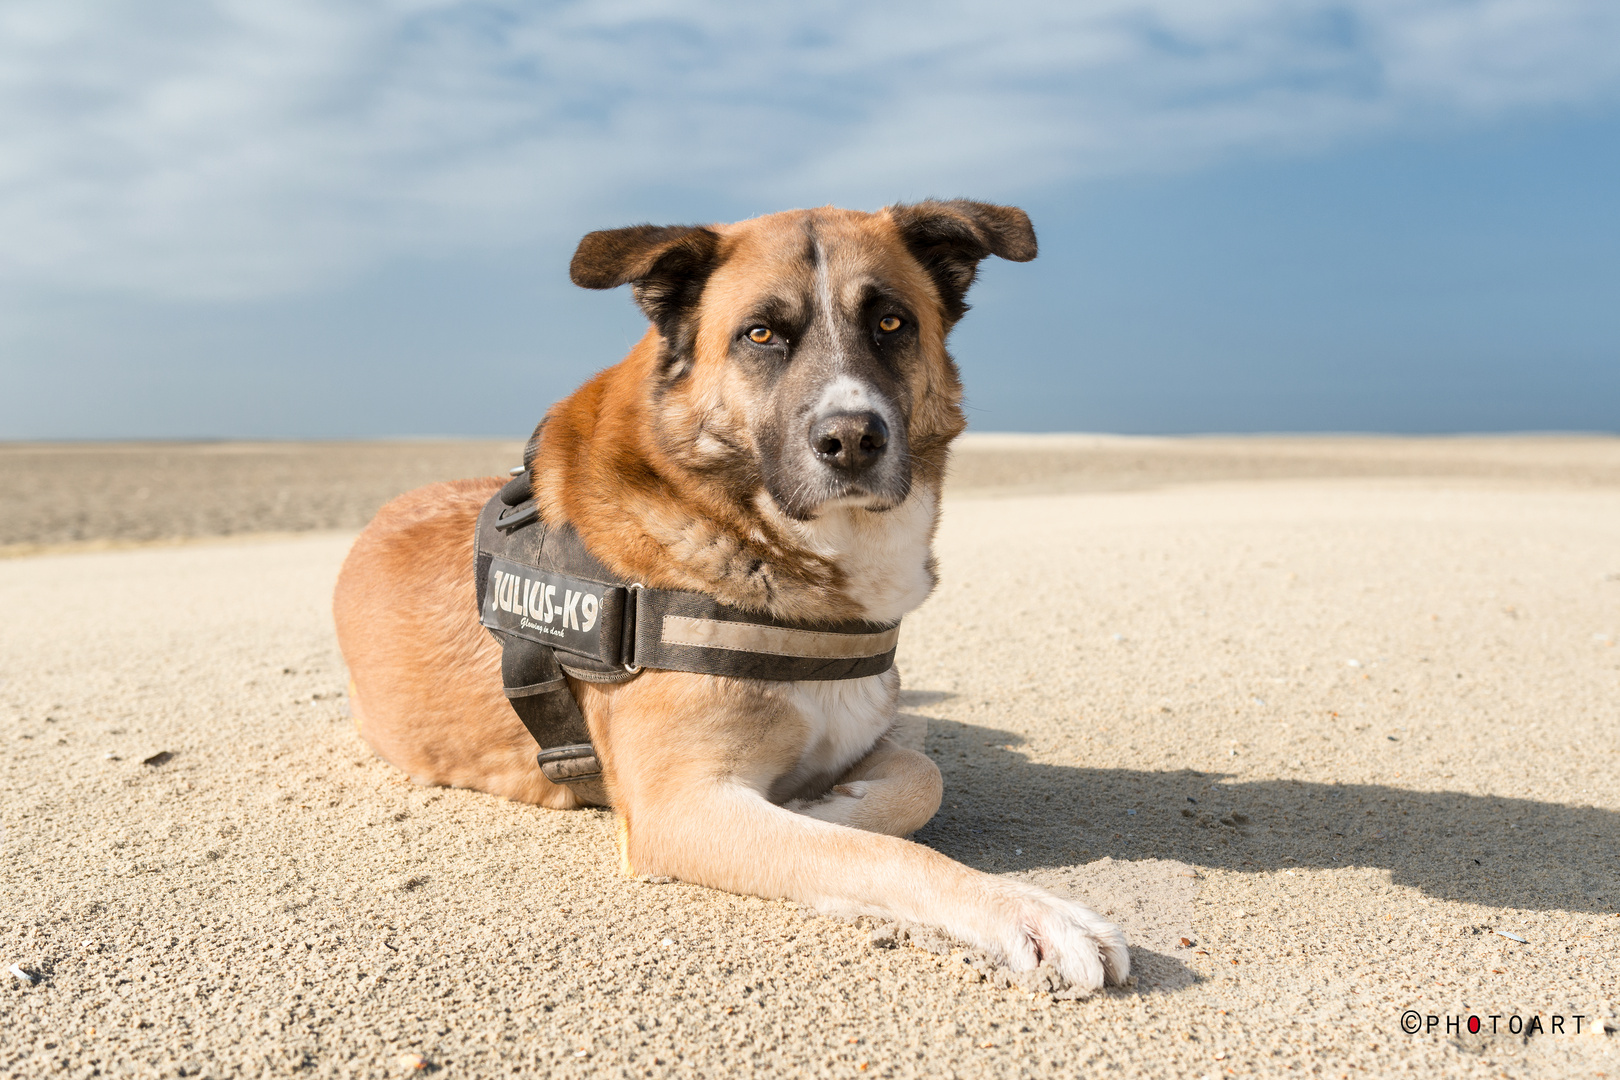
[570,225,721,336]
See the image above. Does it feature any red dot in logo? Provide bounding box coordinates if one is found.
[1468,1016,1481,1034]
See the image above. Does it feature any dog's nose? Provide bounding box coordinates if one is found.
[810,411,889,474]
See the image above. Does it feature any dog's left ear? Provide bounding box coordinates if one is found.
[887,200,1037,323]
[569,224,722,337]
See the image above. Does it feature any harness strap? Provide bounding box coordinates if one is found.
[479,554,899,680]
[498,635,602,786]
[625,587,900,680]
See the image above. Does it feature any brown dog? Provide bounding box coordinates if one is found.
[333,201,1129,991]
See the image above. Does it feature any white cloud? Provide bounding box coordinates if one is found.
[1,0,1617,298]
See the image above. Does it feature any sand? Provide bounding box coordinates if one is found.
[0,441,525,554]
[9,433,1618,555]
[2,436,1618,1078]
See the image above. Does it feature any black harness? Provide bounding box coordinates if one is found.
[475,468,901,790]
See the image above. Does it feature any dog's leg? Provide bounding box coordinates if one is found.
[624,778,1128,992]
[785,738,942,837]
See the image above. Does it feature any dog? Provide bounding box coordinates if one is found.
[332,200,1130,991]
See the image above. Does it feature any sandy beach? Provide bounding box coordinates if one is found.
[2,435,1617,1077]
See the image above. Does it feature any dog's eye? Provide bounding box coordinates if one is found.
[878,315,903,333]
[747,326,775,345]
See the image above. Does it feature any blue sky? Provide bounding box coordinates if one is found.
[2,0,1617,438]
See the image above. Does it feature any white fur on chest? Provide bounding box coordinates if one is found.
[762,484,938,624]
[783,668,900,783]
[764,485,938,786]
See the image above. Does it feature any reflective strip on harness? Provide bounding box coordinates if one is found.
[659,615,900,661]
[626,585,898,682]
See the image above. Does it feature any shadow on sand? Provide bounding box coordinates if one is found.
[910,712,1619,916]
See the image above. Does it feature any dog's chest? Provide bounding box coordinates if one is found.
[762,488,932,794]
[761,487,938,625]
[780,671,899,788]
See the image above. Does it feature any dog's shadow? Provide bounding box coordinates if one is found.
[908,711,1620,916]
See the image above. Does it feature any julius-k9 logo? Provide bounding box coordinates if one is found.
[482,555,608,659]
[490,567,599,631]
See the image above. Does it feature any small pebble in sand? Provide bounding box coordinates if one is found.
[1495,930,1528,944]
[395,1051,425,1070]
[10,964,37,985]
[141,750,173,767]
[660,938,674,947]
[1346,659,1361,667]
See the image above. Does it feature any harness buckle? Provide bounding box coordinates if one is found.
[623,582,644,674]
[494,501,540,532]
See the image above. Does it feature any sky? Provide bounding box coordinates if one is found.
[2,0,1618,438]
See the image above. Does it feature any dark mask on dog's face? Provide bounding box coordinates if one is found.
[568,201,1037,520]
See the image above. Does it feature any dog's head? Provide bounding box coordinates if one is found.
[570,201,1035,520]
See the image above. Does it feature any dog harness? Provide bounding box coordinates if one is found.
[475,467,901,790]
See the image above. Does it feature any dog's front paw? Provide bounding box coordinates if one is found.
[987,887,1130,993]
